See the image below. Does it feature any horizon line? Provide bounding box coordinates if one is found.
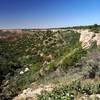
[0,24,99,30]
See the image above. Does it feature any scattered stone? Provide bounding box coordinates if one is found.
[40,53,44,57]
[20,71,24,75]
[24,68,29,72]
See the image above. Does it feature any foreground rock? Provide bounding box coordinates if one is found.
[13,84,54,100]
[79,94,100,100]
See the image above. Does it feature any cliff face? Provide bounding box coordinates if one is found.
[0,29,24,40]
[74,29,100,48]
[1,29,23,34]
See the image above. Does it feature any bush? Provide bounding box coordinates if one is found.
[90,24,100,33]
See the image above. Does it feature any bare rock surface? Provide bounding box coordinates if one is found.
[13,84,54,100]
[73,29,100,48]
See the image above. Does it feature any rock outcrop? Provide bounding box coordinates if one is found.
[74,29,100,48]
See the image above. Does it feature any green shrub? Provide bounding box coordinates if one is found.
[37,80,100,100]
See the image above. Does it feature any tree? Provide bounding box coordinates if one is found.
[90,24,99,33]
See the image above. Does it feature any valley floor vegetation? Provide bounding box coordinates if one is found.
[0,26,100,100]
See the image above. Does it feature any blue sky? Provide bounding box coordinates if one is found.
[0,0,100,29]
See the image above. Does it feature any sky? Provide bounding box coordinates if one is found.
[0,0,100,29]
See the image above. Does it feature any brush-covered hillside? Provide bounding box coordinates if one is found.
[0,26,100,100]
